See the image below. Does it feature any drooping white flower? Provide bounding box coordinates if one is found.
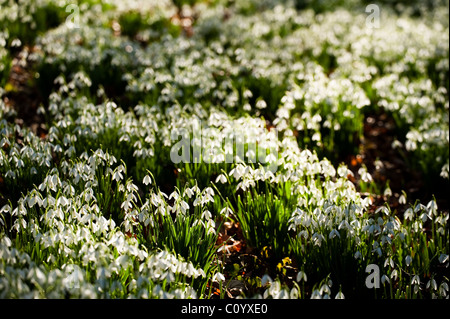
[296,271,307,283]
[404,207,414,221]
[212,272,225,283]
[215,174,227,184]
[143,175,152,185]
[381,275,390,285]
[399,193,407,205]
[261,274,273,286]
[427,279,438,291]
[411,275,421,285]
[335,291,345,299]
[405,255,412,267]
[438,254,449,264]
[219,206,233,218]
[329,229,340,239]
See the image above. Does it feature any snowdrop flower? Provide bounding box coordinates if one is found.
[202,210,212,220]
[383,186,392,197]
[219,206,233,218]
[215,174,227,184]
[297,230,309,240]
[411,275,421,286]
[439,282,449,297]
[399,192,407,205]
[289,287,299,299]
[413,284,420,295]
[414,203,427,213]
[261,274,273,286]
[329,229,340,239]
[311,289,321,299]
[375,206,390,216]
[337,165,350,178]
[193,196,202,207]
[296,271,307,283]
[427,279,438,291]
[212,272,225,283]
[255,99,267,109]
[438,254,449,264]
[39,175,60,192]
[426,200,437,216]
[263,280,288,299]
[183,187,195,198]
[0,0,447,299]
[320,283,331,296]
[381,275,390,285]
[358,166,373,183]
[112,166,124,182]
[390,269,398,281]
[361,196,372,207]
[404,208,414,221]
[405,255,412,267]
[311,233,324,247]
[335,291,345,299]
[179,200,189,214]
[229,165,245,180]
[384,258,394,268]
[143,175,152,185]
[169,190,179,202]
[372,241,382,257]
[420,212,429,223]
[441,163,449,179]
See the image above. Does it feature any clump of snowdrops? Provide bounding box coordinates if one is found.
[0,0,448,299]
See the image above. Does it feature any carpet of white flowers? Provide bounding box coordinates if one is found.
[0,0,449,299]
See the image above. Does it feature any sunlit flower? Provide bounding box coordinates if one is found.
[143,175,152,185]
[404,208,414,221]
[212,272,225,283]
[398,192,407,205]
[219,206,233,218]
[215,174,227,184]
[0,0,447,300]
